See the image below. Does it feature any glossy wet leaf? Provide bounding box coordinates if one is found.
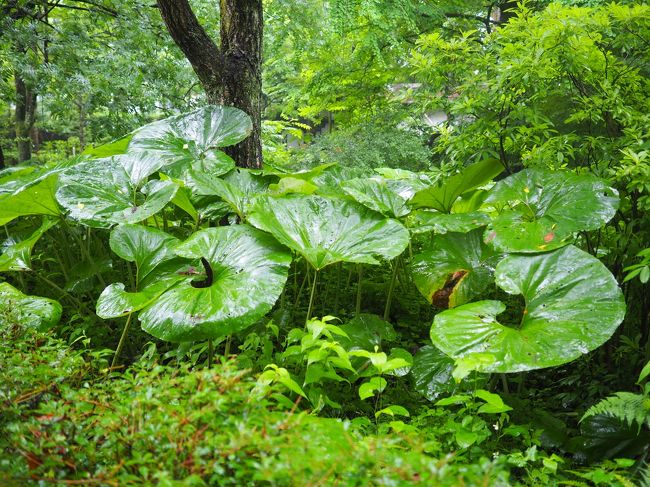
[139,225,291,342]
[248,194,409,270]
[310,165,368,198]
[96,278,180,319]
[410,159,503,212]
[411,229,498,308]
[339,313,397,351]
[0,282,62,330]
[82,134,131,158]
[129,105,249,179]
[484,169,619,252]
[188,168,269,217]
[97,225,187,319]
[0,219,57,271]
[431,245,625,373]
[341,177,413,218]
[113,152,168,187]
[408,211,490,235]
[268,177,317,196]
[410,345,457,401]
[56,158,178,228]
[109,224,181,283]
[0,173,61,226]
[262,162,337,180]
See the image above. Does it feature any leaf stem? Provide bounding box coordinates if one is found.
[383,256,401,321]
[306,267,319,325]
[356,265,364,316]
[207,339,214,367]
[111,312,133,369]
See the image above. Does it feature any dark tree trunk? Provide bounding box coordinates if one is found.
[156,0,223,103]
[220,0,263,169]
[0,144,5,169]
[156,0,263,168]
[14,72,37,162]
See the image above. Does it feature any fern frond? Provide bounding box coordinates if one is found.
[582,392,650,430]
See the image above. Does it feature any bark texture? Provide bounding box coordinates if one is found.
[220,0,263,168]
[157,0,263,168]
[14,72,37,162]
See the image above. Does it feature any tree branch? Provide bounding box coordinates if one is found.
[156,0,223,102]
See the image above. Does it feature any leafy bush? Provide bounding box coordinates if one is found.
[300,122,432,173]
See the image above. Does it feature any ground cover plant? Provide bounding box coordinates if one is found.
[2,1,650,485]
[1,103,649,485]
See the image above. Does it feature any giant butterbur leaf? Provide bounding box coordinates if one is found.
[247,195,409,270]
[410,158,503,212]
[431,245,625,373]
[0,282,62,330]
[129,105,249,179]
[97,225,187,319]
[188,168,270,217]
[0,168,62,225]
[410,345,486,401]
[56,158,178,228]
[109,224,181,282]
[411,229,498,308]
[408,211,490,235]
[484,169,619,252]
[139,225,291,342]
[341,177,415,218]
[0,218,57,271]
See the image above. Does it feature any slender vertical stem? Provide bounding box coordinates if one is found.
[306,268,319,325]
[32,272,88,315]
[500,373,510,394]
[224,335,232,357]
[334,262,342,315]
[293,268,309,311]
[383,256,401,321]
[61,219,106,287]
[111,313,133,369]
[207,339,214,367]
[356,265,364,316]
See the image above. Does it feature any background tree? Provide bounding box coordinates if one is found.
[156,0,263,168]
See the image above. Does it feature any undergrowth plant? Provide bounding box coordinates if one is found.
[0,104,643,483]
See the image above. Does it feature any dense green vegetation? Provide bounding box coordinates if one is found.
[1,0,649,485]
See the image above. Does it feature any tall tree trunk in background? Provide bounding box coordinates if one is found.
[220,0,263,167]
[0,144,5,169]
[157,0,263,169]
[14,72,37,162]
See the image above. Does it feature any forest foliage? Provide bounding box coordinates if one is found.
[1,0,649,485]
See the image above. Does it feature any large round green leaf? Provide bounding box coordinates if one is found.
[97,225,188,319]
[410,345,486,401]
[128,105,249,179]
[410,159,504,212]
[56,158,178,228]
[411,229,499,308]
[109,224,181,283]
[0,218,57,271]
[0,166,63,225]
[0,282,62,331]
[340,177,415,218]
[138,225,292,342]
[188,168,270,217]
[484,169,619,252]
[431,245,625,373]
[247,195,409,270]
[408,210,490,235]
